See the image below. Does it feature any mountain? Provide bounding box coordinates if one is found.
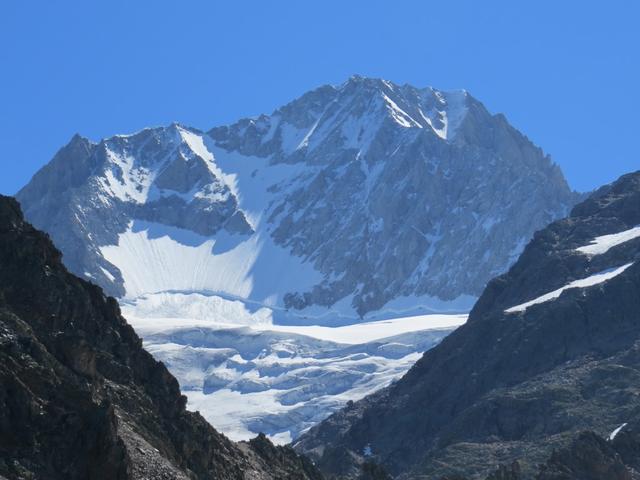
[13,76,581,446]
[0,195,322,479]
[131,310,462,443]
[294,171,640,479]
[16,76,579,322]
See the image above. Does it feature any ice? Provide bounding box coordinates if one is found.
[279,123,314,155]
[99,266,115,282]
[100,149,152,204]
[101,221,255,299]
[505,263,634,313]
[418,108,446,139]
[121,292,274,331]
[576,226,640,256]
[127,305,466,444]
[177,127,214,162]
[206,141,312,230]
[101,130,476,322]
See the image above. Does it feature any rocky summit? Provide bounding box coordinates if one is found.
[0,195,322,480]
[16,76,579,321]
[295,171,640,479]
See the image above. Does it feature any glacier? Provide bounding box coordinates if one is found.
[124,294,466,443]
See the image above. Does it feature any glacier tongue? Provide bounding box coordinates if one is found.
[124,294,466,443]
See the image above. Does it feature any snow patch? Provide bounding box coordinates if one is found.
[99,266,115,282]
[382,94,422,129]
[609,423,628,441]
[505,263,634,313]
[576,225,640,256]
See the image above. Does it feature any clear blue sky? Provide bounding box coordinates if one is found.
[1,1,638,194]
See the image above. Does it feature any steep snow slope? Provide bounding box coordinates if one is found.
[504,262,634,313]
[575,224,640,256]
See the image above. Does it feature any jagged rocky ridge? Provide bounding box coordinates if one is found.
[295,171,640,479]
[0,195,322,480]
[16,76,579,319]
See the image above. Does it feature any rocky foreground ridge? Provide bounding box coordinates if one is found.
[0,195,322,479]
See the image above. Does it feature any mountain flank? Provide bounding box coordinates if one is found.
[0,195,322,479]
[295,171,640,479]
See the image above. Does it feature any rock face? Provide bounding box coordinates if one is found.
[0,195,322,480]
[210,76,578,315]
[16,76,579,319]
[294,171,640,479]
[535,431,632,480]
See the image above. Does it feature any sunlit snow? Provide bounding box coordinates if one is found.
[576,225,640,256]
[505,263,634,313]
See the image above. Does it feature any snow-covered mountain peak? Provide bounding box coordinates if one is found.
[91,125,216,205]
[19,77,580,317]
[334,76,470,139]
[209,77,473,164]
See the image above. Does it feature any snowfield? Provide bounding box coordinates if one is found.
[101,220,323,302]
[124,297,466,443]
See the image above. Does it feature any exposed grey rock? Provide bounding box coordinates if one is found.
[210,76,580,315]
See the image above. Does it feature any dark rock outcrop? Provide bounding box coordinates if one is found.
[440,424,640,480]
[536,431,630,480]
[295,171,640,479]
[0,195,322,479]
[446,424,640,479]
